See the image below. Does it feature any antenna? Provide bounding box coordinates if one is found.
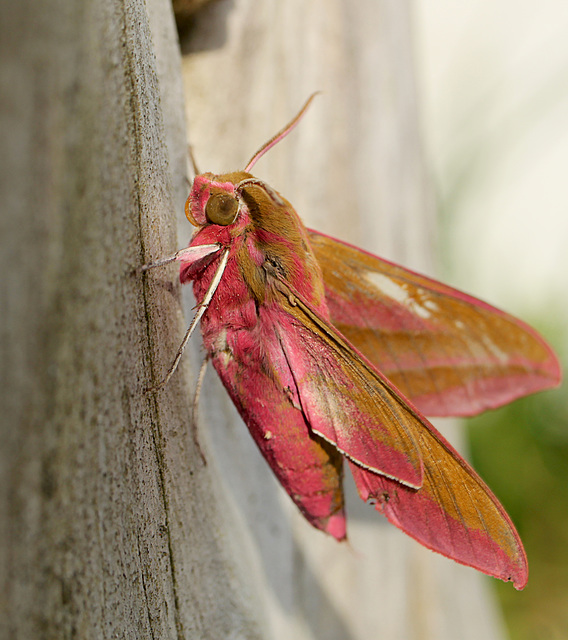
[244,92,320,173]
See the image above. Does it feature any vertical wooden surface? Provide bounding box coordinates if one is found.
[181,1,510,639]
[0,0,265,638]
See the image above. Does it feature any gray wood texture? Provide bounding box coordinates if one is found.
[0,0,509,638]
[1,0,264,638]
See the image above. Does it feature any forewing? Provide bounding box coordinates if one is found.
[270,276,527,586]
[349,424,528,589]
[268,282,433,490]
[309,230,561,417]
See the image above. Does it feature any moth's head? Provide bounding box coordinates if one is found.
[185,171,252,228]
[184,93,319,230]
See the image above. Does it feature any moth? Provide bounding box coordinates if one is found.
[142,96,561,589]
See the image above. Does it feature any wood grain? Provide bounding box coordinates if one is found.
[0,0,264,638]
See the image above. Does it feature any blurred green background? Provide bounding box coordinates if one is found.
[415,3,568,638]
[468,349,568,640]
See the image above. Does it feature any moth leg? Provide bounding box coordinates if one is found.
[190,355,209,465]
[146,248,230,392]
[138,251,181,274]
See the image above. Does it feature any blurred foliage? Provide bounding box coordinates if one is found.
[467,325,567,640]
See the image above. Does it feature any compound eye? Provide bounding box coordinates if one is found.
[205,193,238,226]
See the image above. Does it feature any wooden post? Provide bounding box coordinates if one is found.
[1,0,265,637]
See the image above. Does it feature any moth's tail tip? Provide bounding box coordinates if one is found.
[326,513,347,541]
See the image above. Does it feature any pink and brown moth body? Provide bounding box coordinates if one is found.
[182,172,346,538]
[151,99,561,590]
